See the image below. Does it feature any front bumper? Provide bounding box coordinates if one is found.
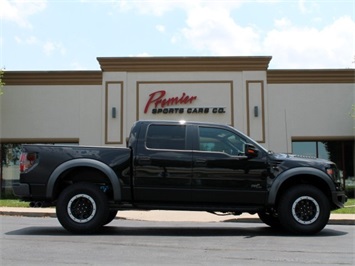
[332,190,348,208]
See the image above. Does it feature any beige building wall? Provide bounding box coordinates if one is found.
[0,71,103,145]
[0,84,102,144]
[1,85,80,139]
[1,58,354,155]
[266,69,354,152]
[99,57,271,148]
[267,83,354,153]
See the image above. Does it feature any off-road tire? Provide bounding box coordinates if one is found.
[56,182,109,234]
[258,211,282,230]
[103,210,118,226]
[278,185,330,235]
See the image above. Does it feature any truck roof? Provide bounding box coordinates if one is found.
[136,120,233,127]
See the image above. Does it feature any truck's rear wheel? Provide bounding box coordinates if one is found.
[56,182,109,234]
[278,185,330,235]
[103,210,118,226]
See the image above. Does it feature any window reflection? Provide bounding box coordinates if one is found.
[198,127,247,155]
[292,141,317,158]
[292,140,354,184]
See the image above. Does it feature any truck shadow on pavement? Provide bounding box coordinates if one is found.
[6,224,348,238]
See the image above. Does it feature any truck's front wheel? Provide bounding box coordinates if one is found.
[56,183,109,234]
[258,211,282,229]
[278,185,330,235]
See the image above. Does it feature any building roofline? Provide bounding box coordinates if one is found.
[97,56,273,72]
[3,71,102,85]
[2,60,354,85]
[267,69,355,84]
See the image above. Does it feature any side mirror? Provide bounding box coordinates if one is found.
[244,143,259,158]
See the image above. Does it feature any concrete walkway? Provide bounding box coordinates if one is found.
[0,207,354,225]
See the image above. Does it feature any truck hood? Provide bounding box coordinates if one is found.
[269,152,335,170]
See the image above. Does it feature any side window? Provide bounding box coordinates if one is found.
[146,125,186,150]
[198,127,246,155]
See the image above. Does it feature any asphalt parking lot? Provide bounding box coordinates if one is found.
[1,215,354,266]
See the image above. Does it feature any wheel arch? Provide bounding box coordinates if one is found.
[268,167,336,207]
[46,158,121,201]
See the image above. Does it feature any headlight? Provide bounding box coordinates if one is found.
[326,166,342,184]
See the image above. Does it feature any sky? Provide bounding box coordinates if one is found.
[0,0,354,70]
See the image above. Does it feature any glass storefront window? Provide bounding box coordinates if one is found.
[1,144,22,188]
[317,142,330,160]
[292,141,317,158]
[292,140,354,188]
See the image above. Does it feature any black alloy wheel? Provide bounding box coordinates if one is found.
[278,185,330,235]
[56,182,109,234]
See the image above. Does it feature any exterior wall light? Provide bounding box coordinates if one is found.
[112,107,117,118]
[254,106,259,117]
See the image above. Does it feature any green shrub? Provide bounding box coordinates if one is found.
[0,188,17,199]
[345,185,355,198]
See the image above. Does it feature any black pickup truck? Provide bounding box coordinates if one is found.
[13,120,347,234]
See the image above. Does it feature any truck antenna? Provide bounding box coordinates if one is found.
[284,109,289,154]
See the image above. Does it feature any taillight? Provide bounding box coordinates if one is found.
[20,152,37,173]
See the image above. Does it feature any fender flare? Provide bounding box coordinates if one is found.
[267,167,336,205]
[46,158,121,201]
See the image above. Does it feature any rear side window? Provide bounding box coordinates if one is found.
[146,125,186,150]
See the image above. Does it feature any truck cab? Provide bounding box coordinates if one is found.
[13,120,347,234]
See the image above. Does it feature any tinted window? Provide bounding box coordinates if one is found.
[146,125,186,150]
[198,127,246,155]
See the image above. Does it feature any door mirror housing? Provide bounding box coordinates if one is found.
[244,144,259,158]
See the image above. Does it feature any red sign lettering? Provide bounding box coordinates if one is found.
[144,90,197,113]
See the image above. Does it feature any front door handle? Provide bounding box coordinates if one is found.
[137,156,151,165]
[194,159,206,167]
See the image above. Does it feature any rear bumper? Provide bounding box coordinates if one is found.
[12,183,31,198]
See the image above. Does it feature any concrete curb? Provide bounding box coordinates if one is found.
[1,207,354,225]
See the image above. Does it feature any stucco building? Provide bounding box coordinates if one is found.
[0,56,354,191]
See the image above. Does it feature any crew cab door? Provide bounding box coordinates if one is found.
[191,125,268,205]
[133,123,193,202]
